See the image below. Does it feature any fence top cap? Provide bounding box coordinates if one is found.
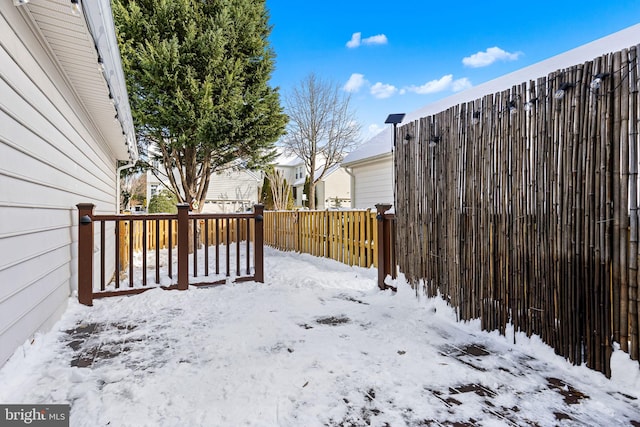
[375,203,394,214]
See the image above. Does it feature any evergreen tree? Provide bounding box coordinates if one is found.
[113,0,287,211]
[260,173,274,210]
[148,190,178,214]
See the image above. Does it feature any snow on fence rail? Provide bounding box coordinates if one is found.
[76,203,264,306]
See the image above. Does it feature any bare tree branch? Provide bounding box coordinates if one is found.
[282,73,360,209]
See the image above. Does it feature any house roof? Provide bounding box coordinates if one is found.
[273,150,304,167]
[16,0,137,162]
[343,23,640,167]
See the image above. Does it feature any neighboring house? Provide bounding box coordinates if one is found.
[272,152,304,206]
[0,0,137,366]
[291,164,351,209]
[343,23,640,209]
[202,168,262,213]
[273,153,351,209]
[147,165,263,213]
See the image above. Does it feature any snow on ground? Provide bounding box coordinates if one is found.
[1,247,639,426]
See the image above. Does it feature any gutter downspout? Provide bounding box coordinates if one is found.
[344,166,355,209]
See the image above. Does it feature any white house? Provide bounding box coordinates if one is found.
[146,165,263,213]
[343,23,640,209]
[0,0,137,366]
[273,153,351,209]
[291,164,351,209]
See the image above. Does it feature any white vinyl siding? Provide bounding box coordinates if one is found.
[203,170,260,213]
[0,6,118,366]
[313,167,351,210]
[351,157,394,209]
[148,168,262,213]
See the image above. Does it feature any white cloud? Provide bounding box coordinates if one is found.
[462,47,521,68]
[344,73,367,93]
[370,82,397,99]
[346,32,362,48]
[362,34,388,46]
[452,77,472,92]
[363,123,384,141]
[346,32,388,48]
[405,75,453,94]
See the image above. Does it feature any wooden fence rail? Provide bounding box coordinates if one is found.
[394,44,640,376]
[76,203,264,306]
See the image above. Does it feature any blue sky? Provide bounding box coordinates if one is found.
[266,0,640,141]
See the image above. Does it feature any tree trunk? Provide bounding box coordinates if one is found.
[309,181,317,210]
[309,154,317,210]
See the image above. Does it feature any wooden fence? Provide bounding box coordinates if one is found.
[76,203,264,306]
[394,44,640,376]
[263,209,380,268]
[117,206,398,286]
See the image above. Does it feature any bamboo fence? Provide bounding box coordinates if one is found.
[263,210,379,268]
[395,45,640,376]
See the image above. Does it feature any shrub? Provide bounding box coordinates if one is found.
[147,190,178,213]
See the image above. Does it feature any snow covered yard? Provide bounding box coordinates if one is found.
[1,248,639,426]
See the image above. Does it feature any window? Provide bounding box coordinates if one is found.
[150,184,158,197]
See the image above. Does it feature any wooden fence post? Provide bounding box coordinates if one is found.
[77,203,95,306]
[254,204,265,282]
[325,209,330,259]
[177,203,190,290]
[376,203,393,290]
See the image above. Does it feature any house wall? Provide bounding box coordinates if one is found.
[317,167,351,209]
[292,183,305,208]
[349,156,394,209]
[147,168,262,213]
[203,169,261,213]
[274,163,303,207]
[0,5,119,366]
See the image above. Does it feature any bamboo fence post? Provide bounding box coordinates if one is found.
[572,65,586,363]
[612,51,623,350]
[585,61,597,368]
[619,50,631,353]
[595,57,607,372]
[588,66,596,368]
[603,53,614,377]
[630,45,640,361]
